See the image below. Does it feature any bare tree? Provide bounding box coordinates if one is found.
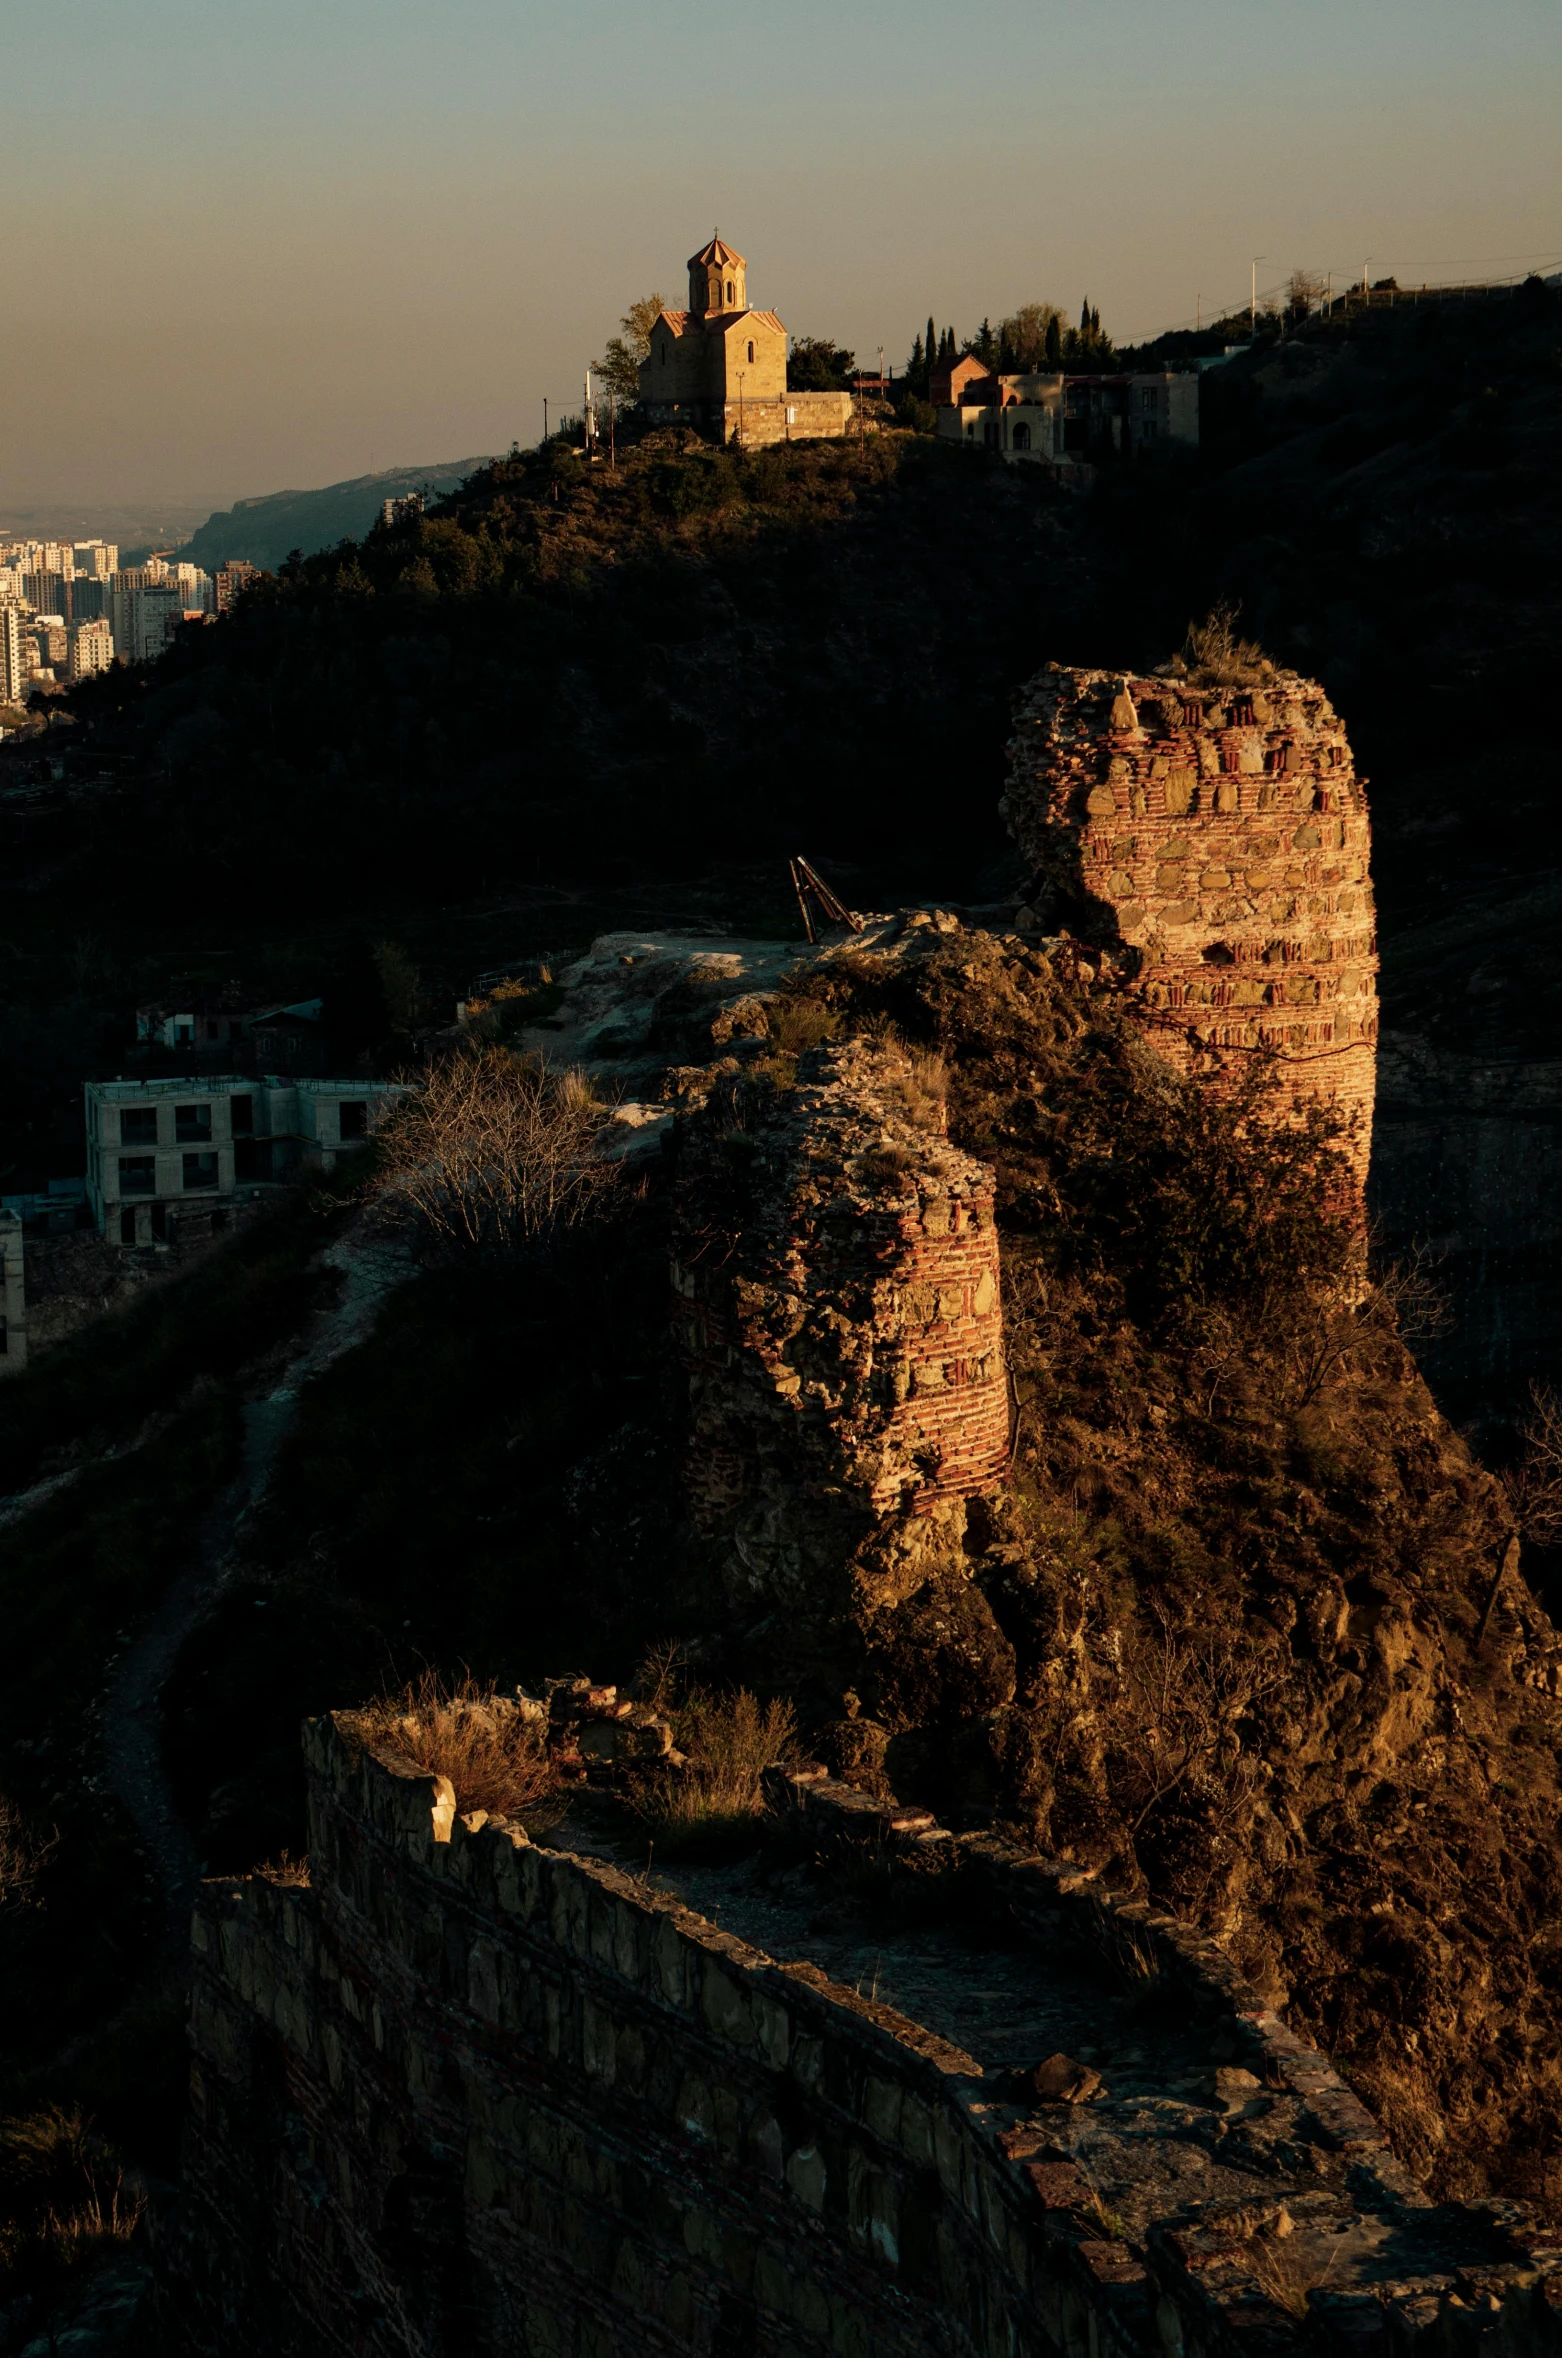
[1504,1383,1562,1545]
[370,1049,618,1255]
[1287,268,1328,319]
[1108,1611,1285,1841]
[0,1795,55,1921]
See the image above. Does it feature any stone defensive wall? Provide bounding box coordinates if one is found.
[156,1701,1562,2358]
[1002,665,1378,1190]
[671,1037,1010,1564]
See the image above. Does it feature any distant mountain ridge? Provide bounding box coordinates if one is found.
[178,458,489,571]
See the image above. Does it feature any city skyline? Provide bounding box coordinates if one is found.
[2,0,1557,512]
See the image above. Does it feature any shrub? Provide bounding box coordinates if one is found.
[349,1671,558,1821]
[370,1049,618,1256]
[0,2105,144,2314]
[627,1680,799,1853]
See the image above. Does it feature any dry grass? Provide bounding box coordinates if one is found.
[627,1675,800,1854]
[1247,2225,1347,2319]
[892,1050,949,1131]
[0,2106,145,2309]
[351,1671,558,1822]
[1179,600,1272,687]
[254,1849,311,1887]
[767,999,841,1057]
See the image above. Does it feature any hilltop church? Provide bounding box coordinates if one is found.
[638,236,854,446]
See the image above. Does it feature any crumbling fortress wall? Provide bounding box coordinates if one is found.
[671,1037,1009,1604]
[157,1705,1562,2358]
[1002,665,1378,1190]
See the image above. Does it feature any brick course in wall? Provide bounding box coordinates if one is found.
[155,1709,1562,2358]
[1002,666,1378,1193]
[671,1039,1010,1590]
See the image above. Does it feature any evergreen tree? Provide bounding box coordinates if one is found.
[926,315,937,377]
[1045,314,1062,367]
[908,332,924,384]
[1079,298,1091,338]
[974,317,997,368]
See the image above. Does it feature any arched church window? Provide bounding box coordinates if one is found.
[747,341,754,364]
[1013,422,1031,449]
[726,280,733,304]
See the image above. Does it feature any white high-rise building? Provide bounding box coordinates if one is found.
[0,604,26,702]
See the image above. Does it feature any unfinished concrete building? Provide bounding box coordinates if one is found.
[0,1208,26,1372]
[672,1037,1009,1601]
[1002,664,1378,1190]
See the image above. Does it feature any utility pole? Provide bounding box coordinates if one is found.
[1362,257,1373,304]
[543,396,549,444]
[1197,293,1202,332]
[1251,256,1266,338]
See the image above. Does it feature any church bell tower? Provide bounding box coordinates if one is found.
[688,235,747,317]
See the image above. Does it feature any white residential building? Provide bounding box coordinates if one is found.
[0,604,26,703]
[84,1073,403,1245]
[70,617,115,679]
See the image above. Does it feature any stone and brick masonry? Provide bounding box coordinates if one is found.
[1002,665,1378,1193]
[156,1701,1562,2358]
[671,1036,1010,1603]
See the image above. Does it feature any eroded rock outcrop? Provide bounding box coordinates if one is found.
[1002,665,1378,1191]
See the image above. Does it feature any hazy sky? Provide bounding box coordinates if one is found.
[3,0,1557,518]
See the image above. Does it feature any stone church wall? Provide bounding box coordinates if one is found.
[1002,665,1378,1192]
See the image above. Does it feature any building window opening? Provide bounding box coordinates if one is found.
[725,280,733,303]
[120,1106,157,1146]
[119,1156,155,1195]
[151,1204,168,1243]
[182,1151,219,1191]
[176,1022,193,1044]
[230,1094,253,1136]
[1012,422,1031,450]
[1202,942,1235,965]
[175,1103,212,1143]
[338,1101,368,1142]
[747,340,754,364]
[120,1208,137,1245]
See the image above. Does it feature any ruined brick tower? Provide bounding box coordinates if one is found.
[1002,664,1378,1190]
[671,1038,1009,1605]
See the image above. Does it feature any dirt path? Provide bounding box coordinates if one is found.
[99,1223,415,1930]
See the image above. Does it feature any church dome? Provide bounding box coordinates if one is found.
[687,234,747,317]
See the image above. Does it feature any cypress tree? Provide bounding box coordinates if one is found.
[1079,298,1091,338]
[926,316,937,378]
[1045,314,1062,367]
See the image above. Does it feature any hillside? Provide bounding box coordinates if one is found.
[176,456,490,571]
[4,290,1562,2302]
